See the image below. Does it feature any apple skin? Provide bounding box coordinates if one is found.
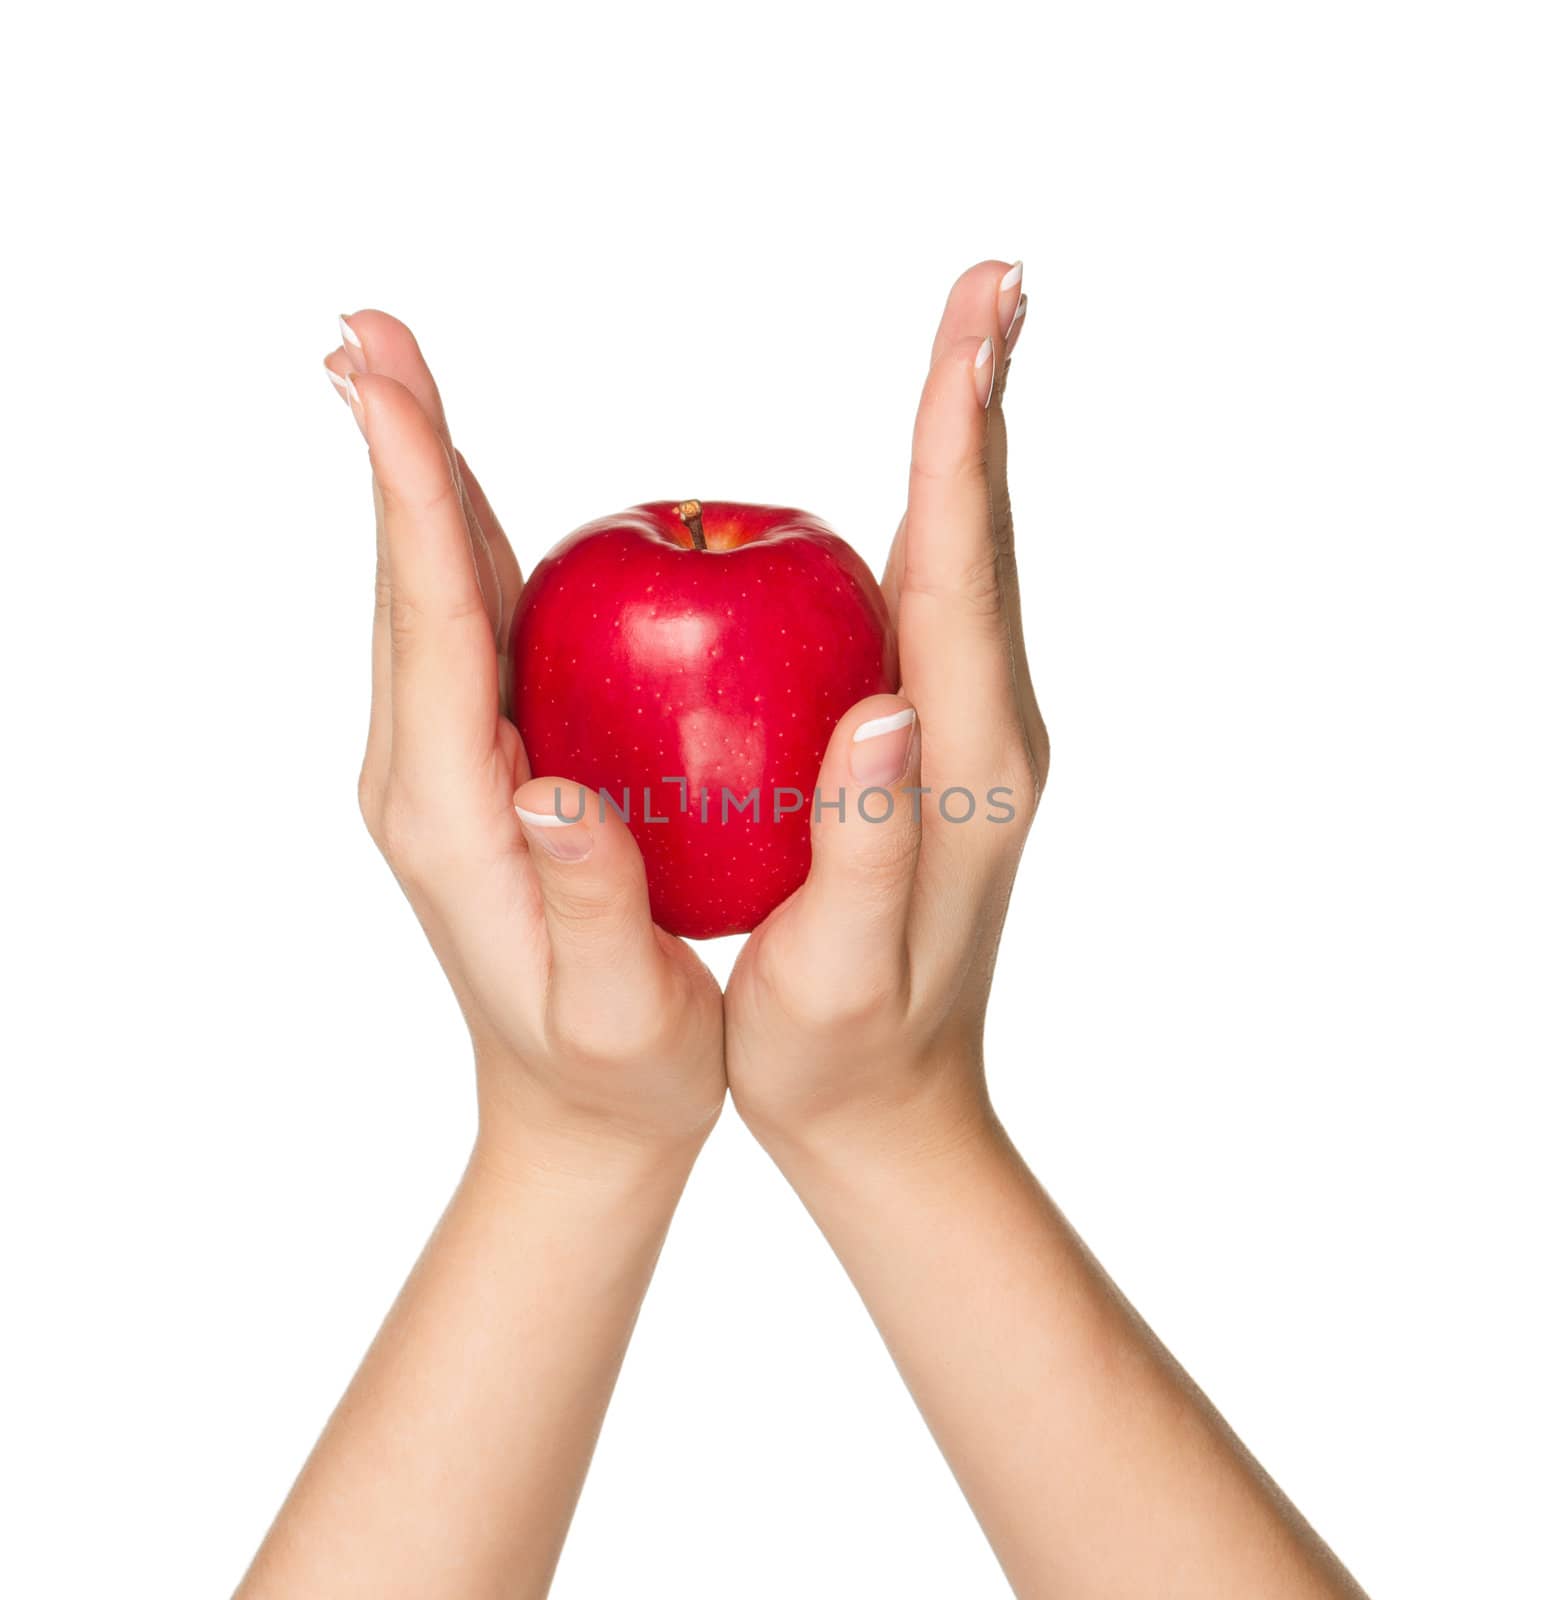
[509,500,897,939]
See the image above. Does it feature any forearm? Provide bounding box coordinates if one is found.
[239,1122,703,1599]
[764,1098,1365,1600]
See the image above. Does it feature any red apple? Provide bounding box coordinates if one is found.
[509,500,897,938]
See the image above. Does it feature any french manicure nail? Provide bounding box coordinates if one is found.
[1006,288,1028,341]
[998,259,1024,339]
[338,315,365,371]
[516,806,595,862]
[974,337,996,409]
[326,367,366,438]
[850,706,916,786]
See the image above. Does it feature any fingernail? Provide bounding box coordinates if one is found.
[516,806,595,862]
[998,259,1023,334]
[850,707,916,786]
[326,367,366,438]
[1007,292,1028,349]
[338,314,365,371]
[973,338,996,409]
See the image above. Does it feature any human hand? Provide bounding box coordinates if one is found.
[723,261,1044,1162]
[324,316,725,1169]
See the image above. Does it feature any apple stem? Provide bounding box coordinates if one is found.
[676,499,708,551]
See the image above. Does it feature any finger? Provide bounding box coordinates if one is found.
[897,335,1020,768]
[1004,291,1027,360]
[456,453,525,716]
[780,695,921,995]
[325,353,392,790]
[341,311,522,643]
[512,778,668,1027]
[355,371,498,792]
[998,263,1024,345]
[324,349,365,440]
[891,266,1046,880]
[884,259,1016,614]
[982,295,1046,761]
[338,310,449,435]
[457,451,524,641]
[931,258,1015,367]
[880,511,907,618]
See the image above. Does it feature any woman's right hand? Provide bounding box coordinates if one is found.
[324,315,725,1168]
[719,270,1366,1600]
[723,260,1043,1164]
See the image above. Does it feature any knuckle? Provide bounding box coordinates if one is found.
[961,556,1007,621]
[765,937,909,1036]
[388,594,423,657]
[376,787,428,875]
[384,462,462,523]
[548,877,632,930]
[992,739,1046,825]
[388,583,489,652]
[373,777,485,889]
[908,444,990,496]
[842,821,920,892]
[550,1009,617,1066]
[550,973,679,1066]
[790,973,902,1036]
[443,586,494,629]
[900,546,1005,622]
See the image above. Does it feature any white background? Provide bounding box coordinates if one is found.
[2,3,1557,1595]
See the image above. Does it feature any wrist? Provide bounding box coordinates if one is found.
[740,1065,997,1190]
[759,1096,1033,1272]
[470,1042,721,1185]
[473,1087,714,1202]
[462,1122,706,1243]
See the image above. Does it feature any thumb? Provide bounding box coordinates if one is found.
[786,695,922,969]
[513,777,664,1011]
